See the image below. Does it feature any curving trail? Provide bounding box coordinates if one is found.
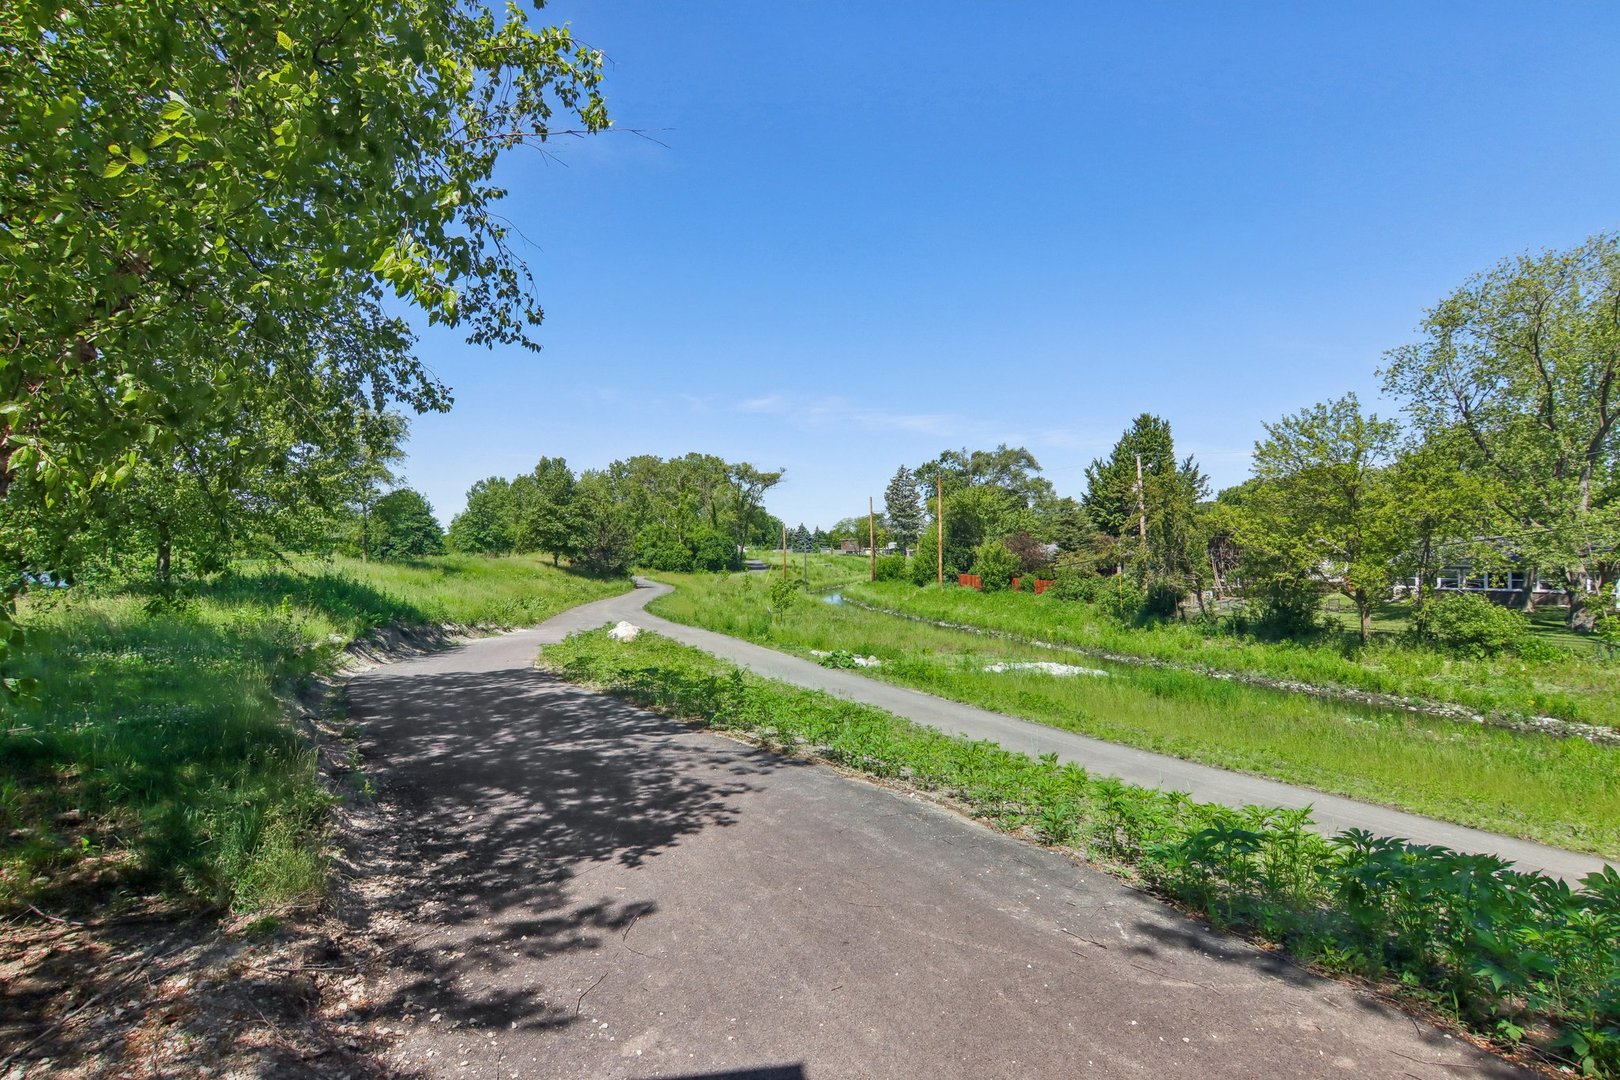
[342,580,1534,1079]
[606,578,1612,882]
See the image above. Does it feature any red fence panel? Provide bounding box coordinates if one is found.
[957,573,981,590]
[1033,578,1055,595]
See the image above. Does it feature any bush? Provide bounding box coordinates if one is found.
[873,554,908,582]
[910,528,942,586]
[1246,581,1322,638]
[1095,575,1144,623]
[636,524,693,572]
[1424,593,1529,658]
[688,525,738,573]
[766,576,801,618]
[1046,552,1100,602]
[1140,578,1183,620]
[970,539,1020,592]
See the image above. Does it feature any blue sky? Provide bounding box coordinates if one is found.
[399,1,1620,529]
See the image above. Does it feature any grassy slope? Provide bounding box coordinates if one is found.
[0,555,628,913]
[647,572,1620,856]
[844,581,1620,726]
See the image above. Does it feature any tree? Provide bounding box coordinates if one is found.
[1082,415,1207,592]
[1,2,608,506]
[1382,233,1620,629]
[513,457,578,565]
[791,524,814,553]
[448,477,519,555]
[371,489,444,562]
[970,539,1020,591]
[726,463,784,567]
[914,445,1055,508]
[884,466,924,550]
[0,1,610,691]
[347,412,409,563]
[572,471,633,576]
[1241,394,1402,643]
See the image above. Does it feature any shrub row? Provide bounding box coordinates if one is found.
[540,627,1620,1076]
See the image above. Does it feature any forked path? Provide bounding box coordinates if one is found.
[346,584,1530,1079]
[614,578,1613,882]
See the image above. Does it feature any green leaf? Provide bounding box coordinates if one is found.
[276,29,293,50]
[102,159,127,178]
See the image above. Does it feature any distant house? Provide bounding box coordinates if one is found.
[1415,567,1608,608]
[838,539,862,554]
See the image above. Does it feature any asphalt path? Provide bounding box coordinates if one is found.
[344,585,1534,1079]
[605,578,1613,882]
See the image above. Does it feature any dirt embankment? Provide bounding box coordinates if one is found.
[0,623,482,1079]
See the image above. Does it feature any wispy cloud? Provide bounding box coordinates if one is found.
[736,394,785,414]
[735,393,959,437]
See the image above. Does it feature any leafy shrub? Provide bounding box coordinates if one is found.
[1140,577,1183,621]
[1046,549,1108,602]
[766,576,801,618]
[910,529,942,586]
[1095,575,1144,623]
[1246,581,1322,638]
[1424,593,1529,658]
[874,554,908,582]
[970,539,1020,592]
[636,524,693,572]
[688,525,738,573]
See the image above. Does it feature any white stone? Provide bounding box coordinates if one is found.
[607,621,641,643]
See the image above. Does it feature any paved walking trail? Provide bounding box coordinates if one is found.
[343,582,1544,1079]
[615,579,1610,882]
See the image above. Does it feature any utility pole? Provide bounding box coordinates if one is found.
[869,497,876,582]
[1135,452,1148,567]
[936,474,944,587]
[781,522,788,580]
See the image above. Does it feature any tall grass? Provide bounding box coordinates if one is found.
[646,572,1620,855]
[843,581,1620,726]
[1,556,629,913]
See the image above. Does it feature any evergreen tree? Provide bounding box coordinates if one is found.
[884,466,924,550]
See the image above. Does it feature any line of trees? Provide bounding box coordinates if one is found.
[872,233,1620,641]
[446,453,784,576]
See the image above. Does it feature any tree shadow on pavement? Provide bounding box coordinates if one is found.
[337,660,788,1037]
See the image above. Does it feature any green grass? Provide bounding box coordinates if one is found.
[1317,593,1605,657]
[0,555,629,914]
[539,627,1620,1077]
[844,581,1620,727]
[740,548,876,591]
[646,572,1620,856]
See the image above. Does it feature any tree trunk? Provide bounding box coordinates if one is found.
[1566,571,1596,632]
[156,524,172,586]
[1356,589,1372,645]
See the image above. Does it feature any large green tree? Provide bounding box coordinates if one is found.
[1082,414,1207,591]
[2,0,607,502]
[447,477,519,555]
[1240,394,1402,643]
[1382,233,1620,628]
[883,465,924,550]
[513,456,578,565]
[0,0,610,687]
